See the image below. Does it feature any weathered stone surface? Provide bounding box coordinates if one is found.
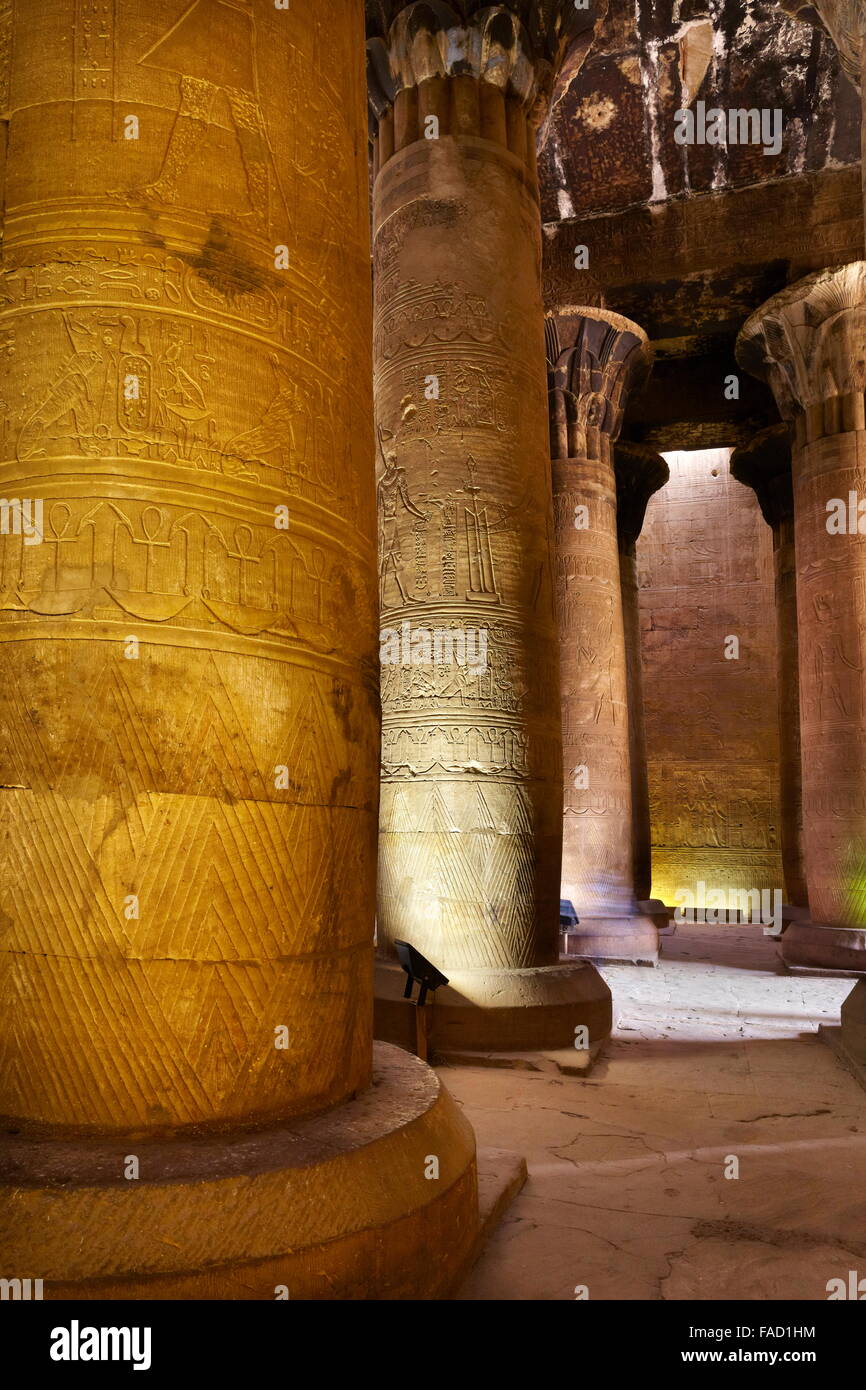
[453,921,863,1302]
[373,89,559,977]
[541,0,857,222]
[780,0,865,85]
[542,168,862,449]
[366,1,599,86]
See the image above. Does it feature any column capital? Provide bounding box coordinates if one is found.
[730,424,795,530]
[366,1,601,125]
[736,262,866,427]
[548,308,653,463]
[613,441,669,553]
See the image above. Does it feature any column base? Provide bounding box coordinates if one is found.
[783,903,811,925]
[841,978,866,1061]
[0,1043,484,1300]
[819,981,866,1093]
[638,898,672,930]
[560,912,659,966]
[781,920,866,973]
[374,958,612,1054]
[757,902,810,940]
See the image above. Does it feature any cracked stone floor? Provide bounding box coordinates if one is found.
[447,922,866,1300]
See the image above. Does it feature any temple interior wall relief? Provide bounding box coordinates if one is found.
[638,446,784,904]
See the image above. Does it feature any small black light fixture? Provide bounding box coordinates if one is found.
[394,940,448,1007]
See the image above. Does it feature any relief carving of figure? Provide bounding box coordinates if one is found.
[16,312,108,461]
[377,428,427,606]
[139,0,283,230]
[812,591,864,719]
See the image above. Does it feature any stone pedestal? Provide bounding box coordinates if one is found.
[738,264,866,972]
[549,312,659,965]
[0,0,480,1298]
[819,978,866,1091]
[731,425,809,912]
[614,441,670,910]
[840,978,866,1061]
[368,2,611,1049]
[0,1044,480,1299]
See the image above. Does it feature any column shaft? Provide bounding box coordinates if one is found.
[738,264,866,970]
[794,423,866,927]
[374,122,561,973]
[368,2,612,1049]
[0,0,480,1299]
[620,544,652,900]
[0,0,377,1135]
[549,311,659,964]
[776,513,809,908]
[556,450,633,912]
[730,426,808,911]
[614,441,669,911]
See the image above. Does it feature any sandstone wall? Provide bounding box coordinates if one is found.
[638,447,784,905]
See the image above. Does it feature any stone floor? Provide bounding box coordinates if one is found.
[448,922,866,1300]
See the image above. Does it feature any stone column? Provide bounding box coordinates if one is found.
[549,310,660,965]
[614,441,669,913]
[731,424,809,912]
[0,0,480,1299]
[738,264,866,970]
[367,1,612,1051]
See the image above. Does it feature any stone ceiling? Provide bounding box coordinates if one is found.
[365,2,863,447]
[539,0,862,447]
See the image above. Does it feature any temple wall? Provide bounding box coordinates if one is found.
[637,447,784,906]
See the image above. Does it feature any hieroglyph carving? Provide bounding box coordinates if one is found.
[371,10,569,972]
[0,0,378,1132]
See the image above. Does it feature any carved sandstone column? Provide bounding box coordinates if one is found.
[0,0,479,1299]
[614,441,669,912]
[738,264,866,970]
[549,311,660,965]
[367,1,612,1050]
[731,424,809,912]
